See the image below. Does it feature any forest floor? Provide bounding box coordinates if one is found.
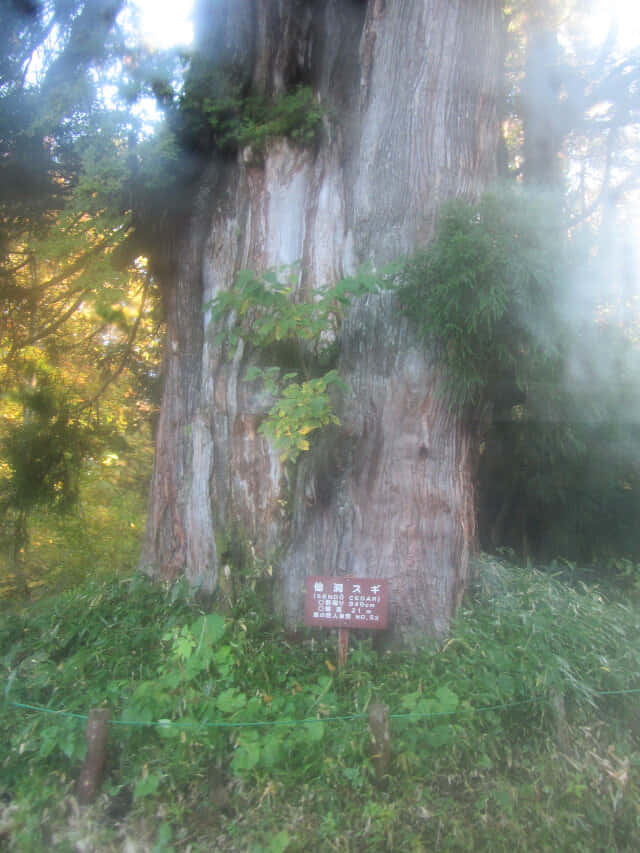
[1,554,639,852]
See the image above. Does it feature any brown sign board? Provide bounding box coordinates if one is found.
[304,576,389,630]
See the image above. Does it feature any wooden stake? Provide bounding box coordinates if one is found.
[549,688,570,753]
[77,708,110,804]
[368,702,391,786]
[338,628,349,668]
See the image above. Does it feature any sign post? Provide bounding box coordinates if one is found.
[338,627,349,668]
[304,576,389,667]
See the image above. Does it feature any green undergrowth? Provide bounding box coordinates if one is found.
[1,555,639,851]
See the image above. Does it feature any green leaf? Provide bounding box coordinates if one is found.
[174,633,196,661]
[216,688,247,714]
[426,724,453,747]
[152,822,175,853]
[268,830,291,853]
[400,690,421,711]
[244,366,264,382]
[231,731,260,773]
[191,613,226,647]
[260,731,283,767]
[434,686,459,712]
[135,773,160,799]
[304,721,325,742]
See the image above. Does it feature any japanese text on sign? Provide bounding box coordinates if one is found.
[304,576,389,630]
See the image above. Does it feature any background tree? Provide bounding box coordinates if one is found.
[476,1,640,571]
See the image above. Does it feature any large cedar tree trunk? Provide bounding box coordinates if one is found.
[142,0,503,640]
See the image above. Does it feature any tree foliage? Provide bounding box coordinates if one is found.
[1,378,89,515]
[503,0,640,202]
[0,0,167,591]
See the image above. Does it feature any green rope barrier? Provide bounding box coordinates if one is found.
[389,698,536,720]
[6,687,638,730]
[591,687,640,696]
[8,701,89,721]
[5,700,367,728]
[109,712,368,729]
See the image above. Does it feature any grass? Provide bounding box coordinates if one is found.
[0,554,639,851]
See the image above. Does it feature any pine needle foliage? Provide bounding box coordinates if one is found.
[1,384,88,517]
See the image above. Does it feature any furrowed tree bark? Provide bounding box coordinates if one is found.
[142,0,503,640]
